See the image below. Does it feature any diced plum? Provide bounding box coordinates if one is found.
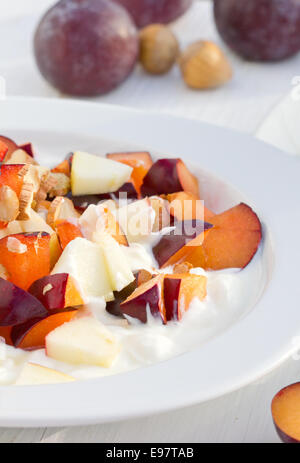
[164,273,207,321]
[0,326,13,345]
[0,140,8,162]
[55,220,83,250]
[272,382,300,443]
[106,279,137,318]
[0,136,18,159]
[141,158,199,197]
[120,275,166,323]
[34,0,139,96]
[152,220,213,268]
[184,203,262,270]
[112,0,193,28]
[166,191,215,222]
[28,273,84,311]
[51,159,71,176]
[0,164,28,197]
[107,151,153,194]
[0,278,48,327]
[11,310,77,350]
[19,143,35,158]
[0,232,51,290]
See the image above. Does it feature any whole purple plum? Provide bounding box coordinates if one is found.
[112,0,193,28]
[34,0,139,96]
[213,0,300,61]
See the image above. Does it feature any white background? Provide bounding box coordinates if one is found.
[1,0,300,443]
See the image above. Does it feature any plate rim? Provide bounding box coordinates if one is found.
[0,96,299,427]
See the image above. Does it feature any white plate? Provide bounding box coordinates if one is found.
[256,92,300,156]
[0,97,299,428]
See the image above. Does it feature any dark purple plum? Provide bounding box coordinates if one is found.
[0,278,48,327]
[213,0,300,61]
[113,0,193,28]
[34,0,139,96]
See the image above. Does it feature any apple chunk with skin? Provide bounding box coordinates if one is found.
[15,362,75,385]
[71,151,132,196]
[141,158,199,197]
[272,382,300,443]
[152,220,213,268]
[0,278,47,327]
[46,316,120,367]
[28,273,84,311]
[120,275,166,324]
[51,237,114,301]
[164,274,207,321]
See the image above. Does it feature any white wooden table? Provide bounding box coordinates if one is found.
[1,0,300,443]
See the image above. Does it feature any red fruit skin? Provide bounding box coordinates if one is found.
[152,220,213,268]
[106,279,137,318]
[113,0,193,28]
[120,284,164,323]
[273,423,299,444]
[214,0,300,61]
[164,278,181,321]
[0,136,18,159]
[34,0,139,96]
[141,159,182,197]
[28,274,69,311]
[0,278,47,327]
[19,143,34,158]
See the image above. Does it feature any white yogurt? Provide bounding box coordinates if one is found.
[0,228,266,385]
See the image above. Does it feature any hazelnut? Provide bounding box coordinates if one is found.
[140,24,179,75]
[179,40,233,89]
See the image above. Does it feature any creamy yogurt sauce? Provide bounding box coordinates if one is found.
[0,226,265,385]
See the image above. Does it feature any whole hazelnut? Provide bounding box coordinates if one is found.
[179,40,233,89]
[139,24,179,75]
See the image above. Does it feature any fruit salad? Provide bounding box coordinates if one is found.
[0,135,263,385]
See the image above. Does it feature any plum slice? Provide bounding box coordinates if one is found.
[141,158,199,197]
[106,279,137,318]
[0,164,28,197]
[0,136,18,159]
[184,203,262,270]
[55,220,83,250]
[164,274,207,321]
[0,232,51,290]
[11,309,77,350]
[272,383,300,443]
[152,219,213,268]
[166,191,215,222]
[28,273,84,311]
[0,278,47,327]
[120,275,166,323]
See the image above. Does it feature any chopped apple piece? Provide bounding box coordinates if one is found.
[164,274,207,321]
[114,198,154,243]
[15,363,75,385]
[150,196,171,232]
[46,317,120,367]
[11,309,78,349]
[97,234,134,292]
[51,237,114,301]
[29,273,84,311]
[121,275,166,324]
[106,151,153,194]
[4,149,37,165]
[71,151,132,196]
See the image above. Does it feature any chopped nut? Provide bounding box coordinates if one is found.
[173,262,193,274]
[6,237,27,254]
[35,171,58,203]
[47,196,79,226]
[4,149,38,165]
[137,269,154,286]
[17,182,34,220]
[0,186,19,222]
[48,173,70,198]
